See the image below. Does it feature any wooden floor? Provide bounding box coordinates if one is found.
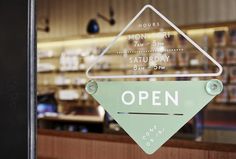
[38,130,236,159]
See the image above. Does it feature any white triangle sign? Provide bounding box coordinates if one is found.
[86,4,223,79]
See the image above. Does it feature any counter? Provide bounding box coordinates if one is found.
[38,129,236,159]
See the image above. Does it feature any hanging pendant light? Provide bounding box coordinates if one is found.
[87,19,100,34]
[86,0,115,34]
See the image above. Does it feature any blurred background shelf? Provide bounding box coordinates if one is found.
[37,21,236,140]
[207,103,236,112]
[38,114,104,123]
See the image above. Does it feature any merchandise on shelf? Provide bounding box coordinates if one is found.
[226,48,236,65]
[164,34,175,47]
[212,48,225,64]
[229,28,236,45]
[74,78,87,86]
[228,85,236,103]
[214,30,226,47]
[177,33,189,48]
[177,51,189,67]
[37,50,55,58]
[60,50,80,71]
[229,66,236,83]
[37,92,58,117]
[54,75,71,86]
[58,89,79,101]
[215,86,228,103]
[189,52,202,66]
[37,63,56,72]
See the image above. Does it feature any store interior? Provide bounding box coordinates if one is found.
[37,0,236,158]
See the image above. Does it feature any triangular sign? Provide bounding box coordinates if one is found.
[86,4,223,79]
[86,80,223,154]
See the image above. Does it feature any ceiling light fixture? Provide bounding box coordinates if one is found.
[87,1,116,34]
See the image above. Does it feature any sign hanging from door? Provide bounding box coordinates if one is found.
[85,4,223,154]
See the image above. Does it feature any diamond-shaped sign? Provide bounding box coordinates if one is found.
[85,4,223,154]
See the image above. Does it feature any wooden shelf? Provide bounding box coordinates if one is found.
[38,55,60,60]
[38,69,86,74]
[37,84,86,88]
[37,67,130,74]
[37,64,220,74]
[57,99,95,103]
[38,114,104,123]
[207,103,236,112]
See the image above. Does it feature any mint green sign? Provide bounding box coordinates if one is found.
[86,80,223,154]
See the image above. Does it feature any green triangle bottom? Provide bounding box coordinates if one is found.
[92,81,215,154]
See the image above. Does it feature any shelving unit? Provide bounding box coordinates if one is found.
[37,22,236,135]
